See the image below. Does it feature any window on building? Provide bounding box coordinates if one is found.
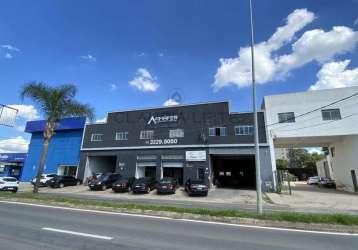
[278,112,295,123]
[322,109,341,121]
[208,127,227,136]
[235,125,254,135]
[140,130,154,139]
[91,133,103,141]
[169,129,184,138]
[115,132,128,141]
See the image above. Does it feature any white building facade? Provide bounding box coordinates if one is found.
[263,86,358,192]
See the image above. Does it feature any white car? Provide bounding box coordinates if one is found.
[31,173,57,186]
[0,177,19,193]
[307,176,320,185]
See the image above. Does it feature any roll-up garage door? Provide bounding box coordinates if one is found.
[162,162,184,185]
[162,162,183,168]
[136,162,157,167]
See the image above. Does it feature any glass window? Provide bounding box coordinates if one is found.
[278,112,295,123]
[322,109,341,120]
[91,133,103,141]
[235,125,254,135]
[169,129,184,138]
[115,132,128,140]
[208,127,227,136]
[140,130,154,139]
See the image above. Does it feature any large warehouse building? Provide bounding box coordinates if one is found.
[78,101,274,190]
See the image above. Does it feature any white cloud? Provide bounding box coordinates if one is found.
[306,147,323,154]
[277,26,358,73]
[110,84,117,91]
[129,68,159,92]
[4,53,12,59]
[1,44,20,52]
[96,117,107,123]
[213,9,358,90]
[309,60,358,90]
[158,52,164,57]
[0,136,28,153]
[80,54,96,63]
[163,98,180,106]
[8,105,39,121]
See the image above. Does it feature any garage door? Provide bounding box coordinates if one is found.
[162,162,183,185]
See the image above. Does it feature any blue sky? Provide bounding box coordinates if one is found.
[0,0,357,152]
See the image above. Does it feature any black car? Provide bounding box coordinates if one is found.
[88,173,121,191]
[185,179,209,196]
[112,177,136,192]
[157,178,178,194]
[132,177,157,193]
[48,175,81,188]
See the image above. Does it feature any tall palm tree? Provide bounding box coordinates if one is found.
[21,82,95,193]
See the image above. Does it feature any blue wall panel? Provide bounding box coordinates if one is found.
[21,130,83,181]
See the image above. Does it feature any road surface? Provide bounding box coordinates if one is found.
[0,201,357,250]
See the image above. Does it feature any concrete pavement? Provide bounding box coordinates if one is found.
[0,201,358,250]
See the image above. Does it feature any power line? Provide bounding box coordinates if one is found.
[273,110,358,134]
[266,91,358,128]
[270,100,358,132]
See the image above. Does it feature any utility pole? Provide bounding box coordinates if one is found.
[249,0,263,214]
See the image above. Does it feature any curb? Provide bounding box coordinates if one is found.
[2,197,358,234]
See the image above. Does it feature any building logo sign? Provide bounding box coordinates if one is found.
[147,115,178,125]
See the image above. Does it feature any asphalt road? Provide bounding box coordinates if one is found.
[0,201,358,250]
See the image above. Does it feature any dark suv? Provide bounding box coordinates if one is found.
[132,177,157,193]
[185,179,209,196]
[112,177,136,192]
[48,176,81,188]
[88,173,121,191]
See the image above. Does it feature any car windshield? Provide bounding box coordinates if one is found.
[3,178,16,182]
[191,180,204,184]
[97,174,110,181]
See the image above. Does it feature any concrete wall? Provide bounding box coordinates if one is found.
[316,155,334,179]
[330,135,358,192]
[22,130,83,181]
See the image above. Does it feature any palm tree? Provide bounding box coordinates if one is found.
[21,82,95,193]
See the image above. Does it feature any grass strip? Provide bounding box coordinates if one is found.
[1,192,357,226]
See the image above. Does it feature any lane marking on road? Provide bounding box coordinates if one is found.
[42,227,113,240]
[2,200,358,237]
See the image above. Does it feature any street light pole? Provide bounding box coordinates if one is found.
[249,0,263,214]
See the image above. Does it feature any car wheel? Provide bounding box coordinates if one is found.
[59,183,65,188]
[102,185,107,191]
[76,181,81,186]
[146,187,150,193]
[11,190,17,193]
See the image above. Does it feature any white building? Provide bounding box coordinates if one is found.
[316,154,334,179]
[263,86,358,192]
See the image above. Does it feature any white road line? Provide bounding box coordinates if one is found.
[42,227,113,240]
[1,200,358,237]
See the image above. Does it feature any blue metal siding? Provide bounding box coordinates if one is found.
[25,117,86,133]
[21,130,83,181]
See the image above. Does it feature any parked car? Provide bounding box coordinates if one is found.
[132,177,157,193]
[0,177,19,193]
[112,177,136,193]
[157,177,178,194]
[31,173,57,187]
[318,177,336,188]
[88,173,121,191]
[47,175,81,188]
[307,176,320,185]
[185,178,208,196]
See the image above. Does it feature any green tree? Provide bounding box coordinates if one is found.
[21,82,94,193]
[276,159,289,169]
[287,148,324,168]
